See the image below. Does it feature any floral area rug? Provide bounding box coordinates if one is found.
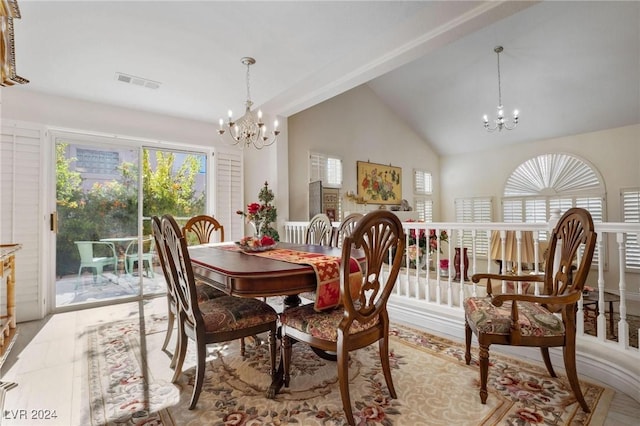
[83,314,613,425]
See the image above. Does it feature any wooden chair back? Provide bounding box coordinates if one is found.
[152,217,175,298]
[541,207,597,311]
[182,215,224,245]
[162,214,203,330]
[341,210,405,325]
[305,213,333,245]
[332,212,363,248]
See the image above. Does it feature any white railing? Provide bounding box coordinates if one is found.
[283,214,640,401]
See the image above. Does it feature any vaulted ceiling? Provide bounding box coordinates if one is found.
[9,1,640,155]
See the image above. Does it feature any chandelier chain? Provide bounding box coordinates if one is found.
[483,45,518,132]
[245,60,252,105]
[496,49,502,107]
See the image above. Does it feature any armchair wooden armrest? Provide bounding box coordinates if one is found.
[492,290,582,308]
[471,272,544,296]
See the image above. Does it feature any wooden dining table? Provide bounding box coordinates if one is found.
[188,241,364,398]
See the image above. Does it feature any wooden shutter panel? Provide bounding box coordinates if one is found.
[1,121,45,321]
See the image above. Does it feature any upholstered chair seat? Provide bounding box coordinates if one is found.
[464,297,565,337]
[280,303,379,341]
[199,296,278,332]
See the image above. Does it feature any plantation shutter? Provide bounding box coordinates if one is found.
[575,197,604,223]
[455,197,492,255]
[622,189,640,270]
[309,152,342,188]
[502,199,523,222]
[214,149,243,242]
[414,198,433,222]
[414,170,432,195]
[0,121,45,321]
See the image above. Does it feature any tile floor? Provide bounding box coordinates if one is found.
[0,296,638,425]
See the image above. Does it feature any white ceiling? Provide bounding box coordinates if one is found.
[9,1,640,156]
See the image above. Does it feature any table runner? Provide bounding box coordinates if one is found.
[223,246,362,311]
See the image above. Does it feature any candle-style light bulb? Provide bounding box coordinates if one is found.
[228,110,233,119]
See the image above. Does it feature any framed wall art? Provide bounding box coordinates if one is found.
[356,161,402,205]
[1,0,28,86]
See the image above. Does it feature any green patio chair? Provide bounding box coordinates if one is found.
[124,236,155,277]
[75,241,118,283]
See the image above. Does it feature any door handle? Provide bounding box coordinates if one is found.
[50,211,58,233]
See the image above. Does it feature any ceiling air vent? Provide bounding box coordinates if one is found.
[114,72,161,90]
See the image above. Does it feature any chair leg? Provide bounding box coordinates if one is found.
[268,328,276,378]
[282,336,292,388]
[171,323,187,383]
[540,347,557,377]
[189,339,207,410]
[337,345,356,426]
[161,304,174,352]
[240,337,246,356]
[479,342,490,404]
[464,321,472,365]
[378,336,397,398]
[563,344,590,412]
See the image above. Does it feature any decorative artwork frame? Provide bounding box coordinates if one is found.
[356,161,402,205]
[1,0,28,86]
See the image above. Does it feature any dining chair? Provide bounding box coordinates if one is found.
[332,212,363,248]
[181,213,257,351]
[305,213,333,245]
[124,236,155,277]
[463,208,597,412]
[74,241,118,283]
[280,210,406,425]
[299,213,336,303]
[182,214,224,245]
[151,216,226,368]
[161,214,278,409]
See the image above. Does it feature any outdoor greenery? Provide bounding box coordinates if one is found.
[56,144,205,276]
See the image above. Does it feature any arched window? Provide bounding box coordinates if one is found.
[502,153,605,224]
[502,153,606,266]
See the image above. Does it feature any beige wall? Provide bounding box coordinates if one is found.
[289,84,639,224]
[441,124,640,222]
[288,84,439,221]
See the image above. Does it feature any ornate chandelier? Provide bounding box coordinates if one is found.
[483,46,519,132]
[218,57,279,149]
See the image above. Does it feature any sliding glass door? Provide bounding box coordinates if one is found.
[54,135,207,310]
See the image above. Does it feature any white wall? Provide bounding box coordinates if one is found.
[1,88,285,227]
[288,84,439,221]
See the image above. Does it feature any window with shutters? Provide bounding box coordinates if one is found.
[414,170,432,195]
[622,188,640,270]
[454,197,492,256]
[214,149,243,241]
[309,152,342,188]
[501,153,606,265]
[414,198,433,222]
[414,169,433,221]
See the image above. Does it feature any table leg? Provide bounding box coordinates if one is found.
[266,294,302,399]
